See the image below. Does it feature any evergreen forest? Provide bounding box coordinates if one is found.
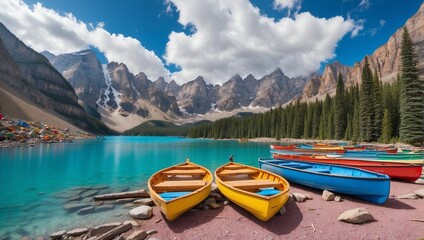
[187,27,424,146]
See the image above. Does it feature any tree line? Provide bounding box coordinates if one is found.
[187,27,424,146]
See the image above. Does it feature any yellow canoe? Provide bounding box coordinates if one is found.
[215,160,290,221]
[148,159,212,221]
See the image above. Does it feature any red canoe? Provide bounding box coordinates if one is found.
[270,144,346,154]
[272,153,423,182]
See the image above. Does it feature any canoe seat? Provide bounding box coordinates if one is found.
[223,165,246,170]
[226,180,280,190]
[159,191,191,201]
[256,189,281,196]
[154,180,206,191]
[173,165,200,170]
[163,169,207,175]
[307,168,331,174]
[219,169,259,176]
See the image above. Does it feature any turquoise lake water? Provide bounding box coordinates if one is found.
[0,136,274,238]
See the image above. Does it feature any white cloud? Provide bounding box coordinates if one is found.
[0,0,169,80]
[351,19,365,37]
[273,0,300,11]
[379,19,386,27]
[165,0,356,84]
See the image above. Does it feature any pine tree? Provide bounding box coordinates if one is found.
[359,57,375,142]
[379,109,392,143]
[373,71,383,140]
[335,72,346,139]
[399,27,424,146]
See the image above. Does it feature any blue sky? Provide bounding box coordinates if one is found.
[1,0,422,84]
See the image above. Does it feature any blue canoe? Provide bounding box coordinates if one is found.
[258,158,390,204]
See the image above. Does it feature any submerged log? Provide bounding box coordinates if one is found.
[93,189,149,201]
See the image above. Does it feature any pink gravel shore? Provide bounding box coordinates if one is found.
[135,180,424,240]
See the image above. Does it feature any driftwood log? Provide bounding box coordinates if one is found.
[93,189,149,201]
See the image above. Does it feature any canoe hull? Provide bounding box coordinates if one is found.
[272,153,423,182]
[148,161,212,221]
[259,158,390,204]
[216,179,289,221]
[149,183,211,221]
[215,162,290,221]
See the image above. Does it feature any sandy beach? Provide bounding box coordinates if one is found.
[129,180,424,240]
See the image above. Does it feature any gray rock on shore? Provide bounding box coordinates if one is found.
[322,190,335,201]
[397,193,419,199]
[127,230,147,240]
[66,228,88,236]
[414,188,424,198]
[291,193,311,202]
[50,230,66,239]
[338,208,375,224]
[87,222,122,237]
[130,206,153,219]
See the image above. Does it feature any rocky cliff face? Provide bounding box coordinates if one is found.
[42,49,106,118]
[252,68,300,108]
[300,2,424,101]
[348,2,423,86]
[176,76,215,114]
[0,23,89,128]
[317,62,352,96]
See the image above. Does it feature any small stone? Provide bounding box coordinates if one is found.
[338,208,375,224]
[67,228,88,237]
[211,182,219,192]
[127,230,147,240]
[130,206,153,219]
[87,222,121,237]
[304,194,313,200]
[123,220,140,227]
[335,196,343,202]
[415,179,424,185]
[202,206,210,210]
[397,193,419,199]
[77,206,95,215]
[209,192,224,202]
[134,198,154,206]
[291,193,308,202]
[209,202,221,209]
[278,206,286,215]
[50,230,66,239]
[322,190,335,201]
[223,201,229,206]
[195,204,204,209]
[146,230,158,235]
[414,189,424,198]
[204,198,216,206]
[95,204,115,212]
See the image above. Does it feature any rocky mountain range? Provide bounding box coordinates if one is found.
[0,22,98,131]
[1,2,423,133]
[42,49,308,131]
